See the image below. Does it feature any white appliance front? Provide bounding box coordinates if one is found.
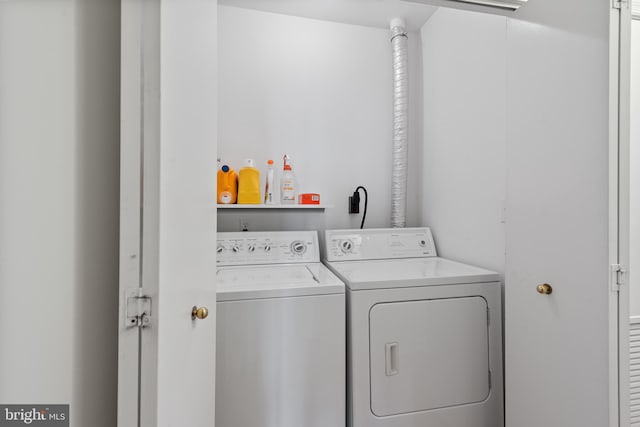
[216,231,345,427]
[324,228,504,427]
[369,296,490,416]
[216,293,345,427]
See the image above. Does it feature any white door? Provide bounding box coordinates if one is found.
[504,2,627,427]
[630,5,640,425]
[615,1,634,426]
[117,1,218,426]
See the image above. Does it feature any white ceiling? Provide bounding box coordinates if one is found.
[218,0,439,32]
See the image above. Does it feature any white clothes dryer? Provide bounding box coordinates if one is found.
[323,227,504,427]
[216,230,345,427]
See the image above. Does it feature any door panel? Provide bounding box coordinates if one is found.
[118,1,218,426]
[504,2,611,426]
[154,1,218,426]
[369,297,489,416]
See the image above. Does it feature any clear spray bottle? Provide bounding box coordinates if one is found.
[280,154,298,205]
[264,159,275,205]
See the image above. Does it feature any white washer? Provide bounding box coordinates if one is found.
[323,227,504,427]
[216,230,345,427]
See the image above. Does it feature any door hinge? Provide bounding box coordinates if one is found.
[126,292,152,328]
[610,264,625,292]
[613,0,629,9]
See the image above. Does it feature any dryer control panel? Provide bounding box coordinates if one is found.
[217,230,319,266]
[324,228,436,261]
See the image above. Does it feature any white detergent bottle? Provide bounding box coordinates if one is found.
[280,154,298,205]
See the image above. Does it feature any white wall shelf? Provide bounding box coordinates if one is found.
[217,204,332,210]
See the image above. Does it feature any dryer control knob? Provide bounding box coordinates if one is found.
[248,244,256,253]
[264,244,272,252]
[232,245,240,253]
[216,244,224,254]
[340,239,354,253]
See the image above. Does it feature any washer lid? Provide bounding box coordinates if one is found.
[216,263,344,301]
[324,257,499,290]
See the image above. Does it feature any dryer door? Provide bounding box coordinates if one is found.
[369,296,490,416]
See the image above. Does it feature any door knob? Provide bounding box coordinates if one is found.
[536,283,553,295]
[191,306,209,320]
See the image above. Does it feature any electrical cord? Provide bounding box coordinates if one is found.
[355,186,368,229]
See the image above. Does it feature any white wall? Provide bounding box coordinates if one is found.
[630,19,640,318]
[0,1,120,426]
[217,5,422,232]
[420,8,507,273]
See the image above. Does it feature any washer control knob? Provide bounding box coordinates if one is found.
[248,244,256,253]
[232,245,240,253]
[291,240,307,255]
[216,244,224,254]
[419,239,427,247]
[264,244,272,252]
[340,239,354,253]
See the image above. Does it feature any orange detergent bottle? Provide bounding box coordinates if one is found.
[237,158,261,204]
[217,164,238,204]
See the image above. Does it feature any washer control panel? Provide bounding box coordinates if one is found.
[324,228,436,261]
[217,231,319,266]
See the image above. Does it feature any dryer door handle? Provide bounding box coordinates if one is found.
[385,342,399,376]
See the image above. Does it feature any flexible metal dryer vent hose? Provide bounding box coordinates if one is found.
[390,18,408,228]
